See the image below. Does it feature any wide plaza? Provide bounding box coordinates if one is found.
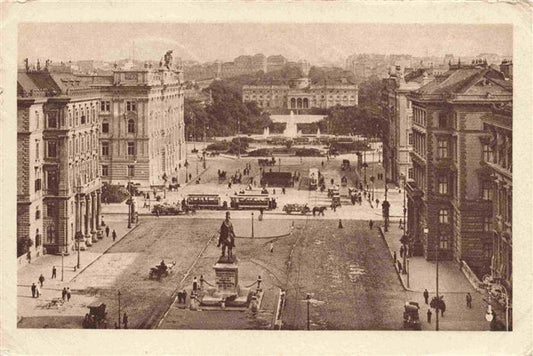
[17,144,491,330]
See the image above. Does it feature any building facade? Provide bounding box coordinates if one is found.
[381,66,434,185]
[96,61,186,188]
[243,78,358,110]
[18,70,103,260]
[405,61,512,278]
[480,103,512,292]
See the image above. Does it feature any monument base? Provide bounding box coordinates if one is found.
[199,255,256,309]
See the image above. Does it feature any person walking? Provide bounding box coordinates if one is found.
[423,289,429,304]
[192,277,198,293]
[31,283,36,298]
[270,241,274,253]
[369,219,374,230]
[66,287,71,302]
[338,219,343,229]
[105,226,110,238]
[51,266,57,279]
[466,293,472,308]
[122,313,128,329]
[62,287,67,301]
[427,309,432,323]
[35,284,41,298]
[440,298,446,317]
[112,229,117,242]
[38,274,45,287]
[199,275,205,290]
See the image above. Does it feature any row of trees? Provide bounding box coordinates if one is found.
[184,72,384,140]
[184,80,272,140]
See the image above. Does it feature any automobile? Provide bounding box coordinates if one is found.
[403,301,421,330]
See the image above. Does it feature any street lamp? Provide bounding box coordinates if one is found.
[425,226,439,331]
[117,290,122,329]
[306,293,311,330]
[251,212,254,239]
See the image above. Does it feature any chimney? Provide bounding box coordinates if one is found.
[500,60,513,80]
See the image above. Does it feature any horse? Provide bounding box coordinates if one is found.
[312,206,327,216]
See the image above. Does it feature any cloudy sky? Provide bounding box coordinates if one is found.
[18,23,512,65]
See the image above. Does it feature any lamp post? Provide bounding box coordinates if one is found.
[251,212,254,239]
[426,226,439,331]
[61,248,64,281]
[117,290,122,329]
[306,293,311,330]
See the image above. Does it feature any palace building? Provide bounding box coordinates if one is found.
[17,52,186,263]
[242,77,358,110]
[18,66,103,259]
[93,57,186,188]
[405,60,512,277]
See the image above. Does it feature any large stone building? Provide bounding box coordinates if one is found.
[17,67,103,260]
[242,76,358,110]
[16,53,186,263]
[405,60,512,278]
[93,60,186,188]
[381,66,434,185]
[480,101,512,292]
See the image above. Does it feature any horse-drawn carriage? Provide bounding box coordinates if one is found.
[82,302,108,329]
[283,204,311,215]
[149,261,176,280]
[403,301,422,330]
[152,203,195,216]
[258,158,276,166]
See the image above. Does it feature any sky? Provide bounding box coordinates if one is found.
[18,23,512,65]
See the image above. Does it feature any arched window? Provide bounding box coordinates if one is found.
[128,119,135,133]
[290,98,296,109]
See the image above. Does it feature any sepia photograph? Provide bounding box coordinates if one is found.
[1,2,532,354]
[14,22,514,331]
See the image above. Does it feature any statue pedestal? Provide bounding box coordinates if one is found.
[214,262,239,295]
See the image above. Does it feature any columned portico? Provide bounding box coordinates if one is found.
[96,189,103,238]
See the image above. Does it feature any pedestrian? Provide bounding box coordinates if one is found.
[189,173,192,181]
[423,289,429,304]
[393,251,397,262]
[338,219,343,229]
[466,293,472,308]
[112,229,117,242]
[427,308,432,323]
[27,250,31,264]
[182,289,187,304]
[51,266,57,279]
[66,287,71,301]
[177,291,184,304]
[123,313,128,329]
[200,275,205,290]
[62,287,67,301]
[38,274,45,287]
[376,198,379,207]
[192,277,198,293]
[31,283,36,298]
[105,225,110,238]
[400,245,404,258]
[270,241,274,253]
[332,204,336,212]
[369,219,374,230]
[35,284,40,297]
[441,299,446,317]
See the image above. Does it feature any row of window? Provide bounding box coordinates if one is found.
[100,100,137,113]
[100,165,134,177]
[100,119,136,134]
[413,107,427,127]
[101,142,136,156]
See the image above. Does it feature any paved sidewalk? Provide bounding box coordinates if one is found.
[17,215,138,321]
[378,222,492,330]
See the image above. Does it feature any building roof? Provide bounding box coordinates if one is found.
[414,65,511,97]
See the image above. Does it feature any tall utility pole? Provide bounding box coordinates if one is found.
[435,239,439,331]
